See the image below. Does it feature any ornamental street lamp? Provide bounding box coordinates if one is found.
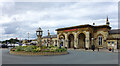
[36,27,43,48]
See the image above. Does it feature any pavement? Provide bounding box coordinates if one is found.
[69,48,119,53]
[1,48,118,64]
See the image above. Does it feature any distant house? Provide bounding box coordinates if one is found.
[42,30,57,46]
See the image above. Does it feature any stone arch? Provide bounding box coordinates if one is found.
[58,33,65,46]
[96,34,104,39]
[68,34,74,48]
[67,32,75,39]
[78,33,86,49]
[77,32,86,38]
[59,33,65,39]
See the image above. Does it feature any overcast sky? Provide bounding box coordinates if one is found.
[0,2,118,41]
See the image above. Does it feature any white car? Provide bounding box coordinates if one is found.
[12,44,15,47]
[15,44,19,46]
[7,44,12,47]
[22,44,26,46]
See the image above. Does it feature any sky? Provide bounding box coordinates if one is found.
[0,1,118,41]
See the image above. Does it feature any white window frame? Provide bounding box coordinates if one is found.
[98,36,102,45]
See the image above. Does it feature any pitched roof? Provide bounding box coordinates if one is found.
[109,29,120,34]
[42,35,57,38]
[55,24,111,31]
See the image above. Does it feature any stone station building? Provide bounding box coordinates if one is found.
[55,17,120,50]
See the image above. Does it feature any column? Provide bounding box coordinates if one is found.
[54,40,56,46]
[57,34,59,47]
[65,33,68,48]
[76,39,79,48]
[74,32,77,48]
[63,40,65,47]
[85,32,90,49]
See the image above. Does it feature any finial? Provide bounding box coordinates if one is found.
[107,16,108,22]
[106,16,109,26]
[93,23,95,25]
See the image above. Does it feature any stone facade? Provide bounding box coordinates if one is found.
[55,17,120,50]
[42,36,57,47]
[42,30,57,46]
[42,17,120,50]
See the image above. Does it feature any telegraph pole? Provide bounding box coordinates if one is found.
[28,32,29,43]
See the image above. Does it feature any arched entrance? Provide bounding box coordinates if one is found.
[78,33,86,49]
[68,34,74,48]
[59,34,65,46]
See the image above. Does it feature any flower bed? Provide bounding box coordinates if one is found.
[9,45,68,56]
[9,51,68,56]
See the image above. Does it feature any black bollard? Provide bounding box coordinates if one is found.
[98,48,99,51]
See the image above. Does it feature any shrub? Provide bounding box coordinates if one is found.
[61,48,67,51]
[14,49,19,52]
[44,50,49,52]
[11,45,67,52]
[57,49,63,52]
[49,47,58,52]
[15,46,24,51]
[49,45,54,48]
[31,47,41,52]
[42,46,47,49]
[31,46,38,49]
[35,47,41,51]
[10,48,16,51]
[24,46,33,52]
[22,46,27,48]
[56,48,67,52]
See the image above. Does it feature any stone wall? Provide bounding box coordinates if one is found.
[94,30,109,48]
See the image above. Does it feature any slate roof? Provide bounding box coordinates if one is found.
[109,29,120,34]
[42,35,57,38]
[56,24,111,31]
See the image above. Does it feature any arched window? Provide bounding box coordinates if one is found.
[98,36,102,45]
[44,40,46,43]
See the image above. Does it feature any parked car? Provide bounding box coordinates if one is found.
[22,44,26,46]
[7,44,12,47]
[1,44,8,48]
[15,44,19,46]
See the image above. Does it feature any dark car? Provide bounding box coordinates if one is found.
[1,44,8,48]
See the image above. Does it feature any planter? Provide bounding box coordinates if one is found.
[9,51,68,56]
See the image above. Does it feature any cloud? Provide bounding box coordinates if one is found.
[0,2,118,41]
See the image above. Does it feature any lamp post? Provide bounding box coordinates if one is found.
[36,27,43,48]
[28,32,30,43]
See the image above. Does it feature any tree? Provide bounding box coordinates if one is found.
[1,38,20,44]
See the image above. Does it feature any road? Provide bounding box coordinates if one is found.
[1,49,118,64]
